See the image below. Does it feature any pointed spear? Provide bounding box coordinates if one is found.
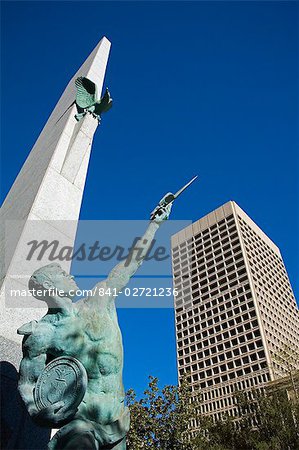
[150,176,198,220]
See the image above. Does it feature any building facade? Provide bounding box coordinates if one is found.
[171,201,299,421]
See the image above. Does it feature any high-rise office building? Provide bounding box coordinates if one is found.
[171,201,299,421]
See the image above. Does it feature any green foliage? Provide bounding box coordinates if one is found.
[126,377,299,450]
[126,376,202,450]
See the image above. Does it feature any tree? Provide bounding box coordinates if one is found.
[200,389,299,450]
[126,376,203,450]
[127,377,299,450]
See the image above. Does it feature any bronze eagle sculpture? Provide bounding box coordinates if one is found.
[74,76,112,122]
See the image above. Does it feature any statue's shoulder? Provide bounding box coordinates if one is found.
[17,320,38,336]
[17,314,58,337]
[19,317,57,356]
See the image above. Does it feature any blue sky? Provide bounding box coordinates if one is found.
[1,1,298,396]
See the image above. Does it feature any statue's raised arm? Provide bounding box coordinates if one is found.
[105,198,172,295]
[104,176,197,297]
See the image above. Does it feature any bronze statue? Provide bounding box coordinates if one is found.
[18,200,171,450]
[18,178,197,449]
[75,76,112,122]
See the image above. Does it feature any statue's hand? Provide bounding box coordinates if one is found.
[32,400,63,426]
[33,401,77,427]
[151,203,172,224]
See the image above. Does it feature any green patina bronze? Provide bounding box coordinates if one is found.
[75,77,112,122]
[17,199,172,450]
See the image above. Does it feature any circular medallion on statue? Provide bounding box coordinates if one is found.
[34,356,88,419]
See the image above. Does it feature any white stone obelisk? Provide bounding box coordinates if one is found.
[0,37,111,353]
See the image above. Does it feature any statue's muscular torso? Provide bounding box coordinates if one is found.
[30,290,125,425]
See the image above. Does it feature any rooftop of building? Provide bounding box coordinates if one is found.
[171,200,281,257]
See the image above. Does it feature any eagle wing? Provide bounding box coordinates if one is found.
[94,88,113,116]
[75,77,97,109]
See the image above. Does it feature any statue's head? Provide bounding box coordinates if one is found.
[29,263,78,305]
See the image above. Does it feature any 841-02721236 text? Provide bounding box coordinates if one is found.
[96,287,178,297]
